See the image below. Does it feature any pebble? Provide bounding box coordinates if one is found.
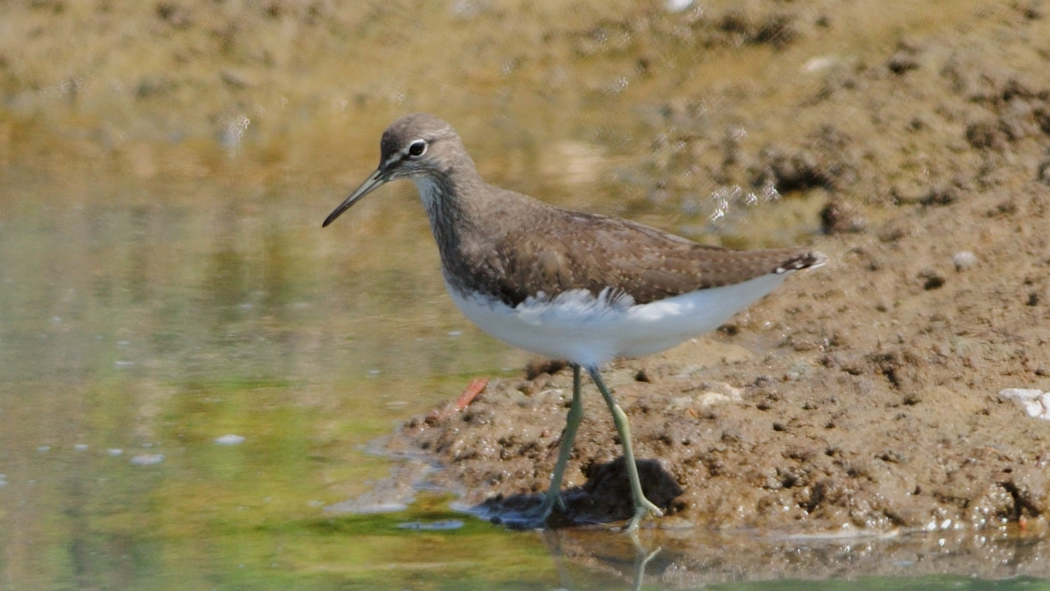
[952,251,978,271]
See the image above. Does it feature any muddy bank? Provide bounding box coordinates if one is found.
[388,1,1050,543]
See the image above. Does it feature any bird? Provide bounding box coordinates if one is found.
[323,113,825,531]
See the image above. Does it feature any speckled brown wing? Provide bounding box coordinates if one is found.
[493,208,822,306]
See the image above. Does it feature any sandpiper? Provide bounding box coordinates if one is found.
[323,113,825,531]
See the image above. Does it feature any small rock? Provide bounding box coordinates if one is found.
[998,388,1050,420]
[952,251,978,271]
[665,0,693,12]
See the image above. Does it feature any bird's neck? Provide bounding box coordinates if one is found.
[410,171,491,294]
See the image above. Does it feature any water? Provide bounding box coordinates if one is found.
[0,168,535,589]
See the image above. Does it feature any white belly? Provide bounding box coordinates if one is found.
[445,272,790,368]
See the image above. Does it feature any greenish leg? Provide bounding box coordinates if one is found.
[529,364,584,524]
[587,366,664,532]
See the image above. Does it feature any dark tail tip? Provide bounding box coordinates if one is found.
[777,251,827,273]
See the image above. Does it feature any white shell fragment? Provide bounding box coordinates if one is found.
[998,388,1050,420]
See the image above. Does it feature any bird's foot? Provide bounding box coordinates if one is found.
[623,496,663,533]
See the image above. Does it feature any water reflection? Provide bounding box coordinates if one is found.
[540,530,663,591]
[536,527,1049,589]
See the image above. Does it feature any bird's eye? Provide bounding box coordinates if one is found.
[408,140,427,157]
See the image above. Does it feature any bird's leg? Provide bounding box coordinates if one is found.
[527,363,584,525]
[587,366,664,532]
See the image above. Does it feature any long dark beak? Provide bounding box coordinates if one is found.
[322,168,388,228]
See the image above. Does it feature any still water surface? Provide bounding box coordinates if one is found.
[0,165,541,589]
